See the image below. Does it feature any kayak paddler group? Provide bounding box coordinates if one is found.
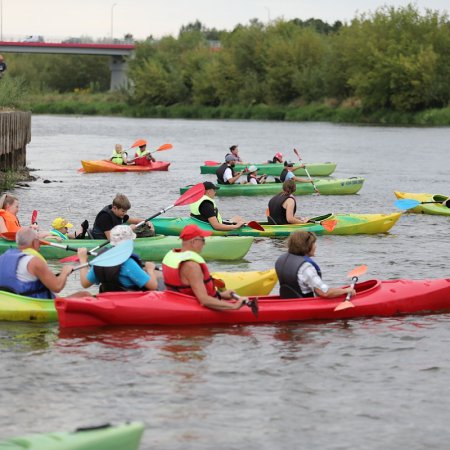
[110,139,156,166]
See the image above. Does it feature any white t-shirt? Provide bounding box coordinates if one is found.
[297,262,329,295]
[16,255,38,282]
[223,167,235,183]
[248,177,258,185]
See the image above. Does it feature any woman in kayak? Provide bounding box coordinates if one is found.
[267,180,309,225]
[110,144,128,165]
[162,224,248,311]
[0,194,20,233]
[275,230,356,299]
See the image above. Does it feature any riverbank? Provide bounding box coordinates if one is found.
[0,168,35,191]
[26,92,450,126]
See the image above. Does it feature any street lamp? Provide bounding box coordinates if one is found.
[110,3,117,41]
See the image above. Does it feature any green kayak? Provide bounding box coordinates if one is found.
[200,161,337,176]
[0,422,144,450]
[180,177,364,196]
[151,213,402,237]
[0,235,253,261]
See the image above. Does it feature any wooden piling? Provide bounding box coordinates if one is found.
[0,111,31,171]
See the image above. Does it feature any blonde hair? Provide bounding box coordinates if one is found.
[115,144,123,152]
[286,231,316,255]
[0,193,18,209]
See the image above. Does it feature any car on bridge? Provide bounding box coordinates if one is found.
[22,35,44,43]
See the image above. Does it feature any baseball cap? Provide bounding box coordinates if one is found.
[225,154,239,163]
[248,165,258,172]
[52,217,73,229]
[110,225,136,246]
[203,181,220,191]
[180,224,213,241]
[275,152,283,159]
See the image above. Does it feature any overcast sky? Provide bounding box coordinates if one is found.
[1,0,449,41]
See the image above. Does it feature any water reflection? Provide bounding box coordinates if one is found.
[0,323,57,352]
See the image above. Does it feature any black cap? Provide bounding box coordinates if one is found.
[203,181,220,190]
[284,161,294,167]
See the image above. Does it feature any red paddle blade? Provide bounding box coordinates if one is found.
[204,160,220,166]
[77,167,85,173]
[31,210,38,224]
[155,143,173,152]
[0,232,16,241]
[174,183,205,206]
[334,300,355,311]
[348,265,368,278]
[246,221,265,231]
[59,255,80,263]
[321,219,337,232]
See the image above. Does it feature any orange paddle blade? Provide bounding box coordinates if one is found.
[204,161,220,166]
[0,232,16,241]
[155,143,172,151]
[334,300,355,311]
[321,219,337,232]
[348,265,368,278]
[131,139,147,148]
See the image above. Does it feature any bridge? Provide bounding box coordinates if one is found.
[0,41,135,90]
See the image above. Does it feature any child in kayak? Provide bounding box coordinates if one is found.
[110,144,128,165]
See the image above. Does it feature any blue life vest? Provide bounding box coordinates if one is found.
[0,249,54,299]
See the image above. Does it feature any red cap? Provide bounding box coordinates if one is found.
[180,224,213,241]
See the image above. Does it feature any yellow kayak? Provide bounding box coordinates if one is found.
[394,191,450,216]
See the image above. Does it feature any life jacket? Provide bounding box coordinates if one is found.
[93,253,145,293]
[50,229,68,240]
[280,168,290,182]
[110,150,127,165]
[190,196,222,223]
[267,193,296,225]
[216,163,234,185]
[247,173,259,184]
[91,205,128,240]
[162,249,217,297]
[0,249,54,299]
[134,148,152,166]
[275,253,322,299]
[0,209,20,232]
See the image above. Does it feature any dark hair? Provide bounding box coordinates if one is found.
[112,193,131,210]
[287,231,316,255]
[282,179,296,195]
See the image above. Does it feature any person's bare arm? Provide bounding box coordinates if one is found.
[314,286,356,298]
[28,258,72,293]
[143,261,158,290]
[0,217,7,233]
[284,198,308,224]
[208,216,244,231]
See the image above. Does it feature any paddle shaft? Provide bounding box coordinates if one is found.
[293,149,319,193]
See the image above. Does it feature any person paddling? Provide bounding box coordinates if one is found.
[267,152,284,164]
[132,139,155,166]
[247,165,267,184]
[162,224,248,311]
[280,162,312,184]
[275,230,356,299]
[190,182,246,231]
[267,180,309,224]
[110,144,128,165]
[216,155,245,185]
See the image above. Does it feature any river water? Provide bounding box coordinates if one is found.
[1,116,450,449]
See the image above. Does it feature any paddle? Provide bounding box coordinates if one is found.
[204,160,221,166]
[293,148,320,194]
[59,240,110,263]
[246,221,265,231]
[307,214,337,232]
[128,143,173,164]
[135,183,206,229]
[71,240,133,272]
[334,265,368,311]
[395,198,450,210]
[231,292,259,317]
[31,210,38,225]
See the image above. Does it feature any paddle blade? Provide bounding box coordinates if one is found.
[90,240,133,267]
[131,139,147,148]
[153,143,173,152]
[248,297,259,317]
[174,183,206,206]
[394,199,420,210]
[293,148,301,160]
[321,219,337,232]
[334,300,355,311]
[246,221,265,231]
[0,232,16,241]
[31,210,38,224]
[60,255,80,263]
[348,265,368,278]
[204,160,220,166]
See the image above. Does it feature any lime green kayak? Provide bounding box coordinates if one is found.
[0,269,277,323]
[151,213,402,237]
[180,177,364,196]
[200,161,337,176]
[394,191,450,216]
[0,422,144,450]
[0,235,253,261]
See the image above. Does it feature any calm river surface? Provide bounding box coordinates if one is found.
[1,115,450,449]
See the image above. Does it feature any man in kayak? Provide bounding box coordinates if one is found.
[216,155,245,185]
[90,193,154,240]
[224,145,246,163]
[190,181,246,231]
[50,217,89,240]
[132,139,155,166]
[77,225,160,292]
[110,144,128,165]
[267,180,310,224]
[279,162,312,184]
[162,224,248,310]
[0,227,88,299]
[275,230,356,299]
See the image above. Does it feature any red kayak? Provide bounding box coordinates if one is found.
[80,160,170,173]
[56,278,450,328]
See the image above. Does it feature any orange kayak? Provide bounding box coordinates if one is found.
[80,160,170,173]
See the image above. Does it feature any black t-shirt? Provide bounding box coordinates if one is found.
[94,209,129,234]
[198,200,216,221]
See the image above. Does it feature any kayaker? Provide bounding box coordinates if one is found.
[77,225,161,292]
[90,193,155,240]
[216,155,245,185]
[110,144,128,165]
[224,144,245,163]
[50,217,89,240]
[267,152,284,164]
[275,230,356,299]
[132,139,155,166]
[267,180,310,224]
[162,224,248,311]
[0,227,89,299]
[0,193,21,234]
[247,165,267,184]
[190,181,246,231]
[280,162,312,184]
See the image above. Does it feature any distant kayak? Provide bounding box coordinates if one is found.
[394,191,450,216]
[200,161,337,176]
[180,177,365,196]
[151,213,401,236]
[56,278,450,328]
[0,269,277,323]
[0,235,254,261]
[80,160,170,173]
[0,422,144,450]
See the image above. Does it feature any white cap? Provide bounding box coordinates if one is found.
[110,225,136,246]
[248,165,258,172]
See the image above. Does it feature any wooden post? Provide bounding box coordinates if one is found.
[0,111,31,171]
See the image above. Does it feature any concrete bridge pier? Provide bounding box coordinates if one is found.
[109,55,128,90]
